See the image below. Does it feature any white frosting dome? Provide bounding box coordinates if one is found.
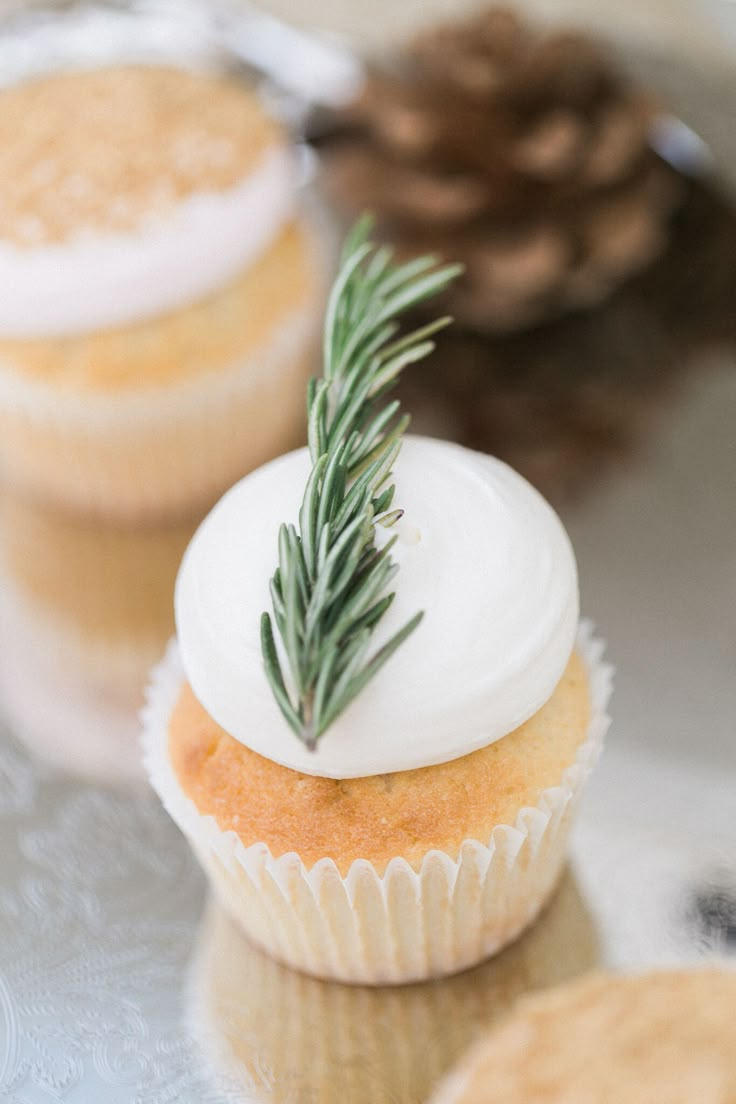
[0,147,295,338]
[175,436,579,779]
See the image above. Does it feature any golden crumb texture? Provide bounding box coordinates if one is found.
[436,969,736,1104]
[0,65,284,245]
[168,651,590,874]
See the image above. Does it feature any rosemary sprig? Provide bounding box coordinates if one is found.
[261,216,461,749]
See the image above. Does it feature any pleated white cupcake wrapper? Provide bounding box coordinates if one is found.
[142,621,612,985]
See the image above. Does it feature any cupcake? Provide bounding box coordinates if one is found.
[188,872,598,1104]
[143,221,612,984]
[429,969,736,1103]
[0,65,319,521]
[0,487,202,780]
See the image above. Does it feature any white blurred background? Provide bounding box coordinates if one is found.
[257,0,736,60]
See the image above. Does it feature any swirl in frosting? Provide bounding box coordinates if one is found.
[175,436,579,779]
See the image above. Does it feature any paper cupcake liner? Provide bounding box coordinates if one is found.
[0,302,317,522]
[142,621,612,985]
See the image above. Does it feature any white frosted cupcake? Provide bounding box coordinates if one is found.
[0,65,319,521]
[143,223,612,984]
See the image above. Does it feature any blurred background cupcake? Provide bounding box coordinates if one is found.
[0,37,326,779]
[0,63,320,522]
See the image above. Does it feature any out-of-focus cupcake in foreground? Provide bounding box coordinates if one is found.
[429,969,736,1104]
[0,65,319,521]
[187,873,598,1104]
[143,221,612,984]
[0,489,202,781]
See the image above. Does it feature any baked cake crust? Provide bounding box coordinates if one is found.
[169,650,590,873]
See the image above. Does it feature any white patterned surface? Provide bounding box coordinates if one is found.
[0,762,219,1103]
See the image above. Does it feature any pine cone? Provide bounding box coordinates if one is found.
[396,178,736,507]
[316,6,683,332]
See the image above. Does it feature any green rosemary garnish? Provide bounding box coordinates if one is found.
[261,216,460,749]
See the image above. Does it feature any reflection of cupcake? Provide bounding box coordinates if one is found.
[430,969,736,1103]
[144,223,612,984]
[188,872,598,1104]
[0,489,201,780]
[0,65,319,521]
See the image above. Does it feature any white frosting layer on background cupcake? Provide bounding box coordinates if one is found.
[0,145,294,338]
[175,436,579,779]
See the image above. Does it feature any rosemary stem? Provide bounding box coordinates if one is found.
[261,217,460,748]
